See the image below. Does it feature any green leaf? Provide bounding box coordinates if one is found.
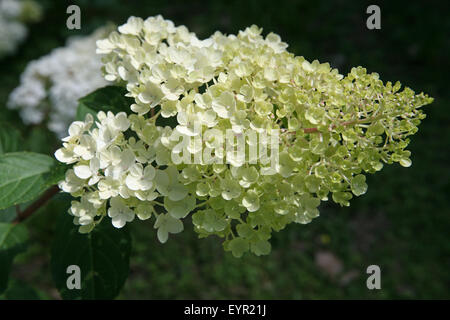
[155,105,178,129]
[0,152,57,210]
[24,126,58,154]
[0,207,17,223]
[43,162,69,188]
[51,212,132,300]
[76,85,134,121]
[0,122,23,154]
[0,223,28,294]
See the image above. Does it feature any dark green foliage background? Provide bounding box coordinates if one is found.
[0,0,448,299]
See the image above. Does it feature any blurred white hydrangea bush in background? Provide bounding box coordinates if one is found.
[8,26,111,137]
[0,0,42,58]
[55,15,432,257]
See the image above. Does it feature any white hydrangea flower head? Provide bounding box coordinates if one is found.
[55,111,189,242]
[7,26,111,137]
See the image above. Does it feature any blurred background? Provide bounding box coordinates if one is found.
[0,0,449,299]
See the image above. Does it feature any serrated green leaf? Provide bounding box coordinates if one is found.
[76,86,134,121]
[0,123,23,155]
[0,223,28,294]
[51,212,131,300]
[0,207,17,223]
[0,152,56,210]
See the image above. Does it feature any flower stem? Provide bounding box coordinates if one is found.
[13,185,60,224]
